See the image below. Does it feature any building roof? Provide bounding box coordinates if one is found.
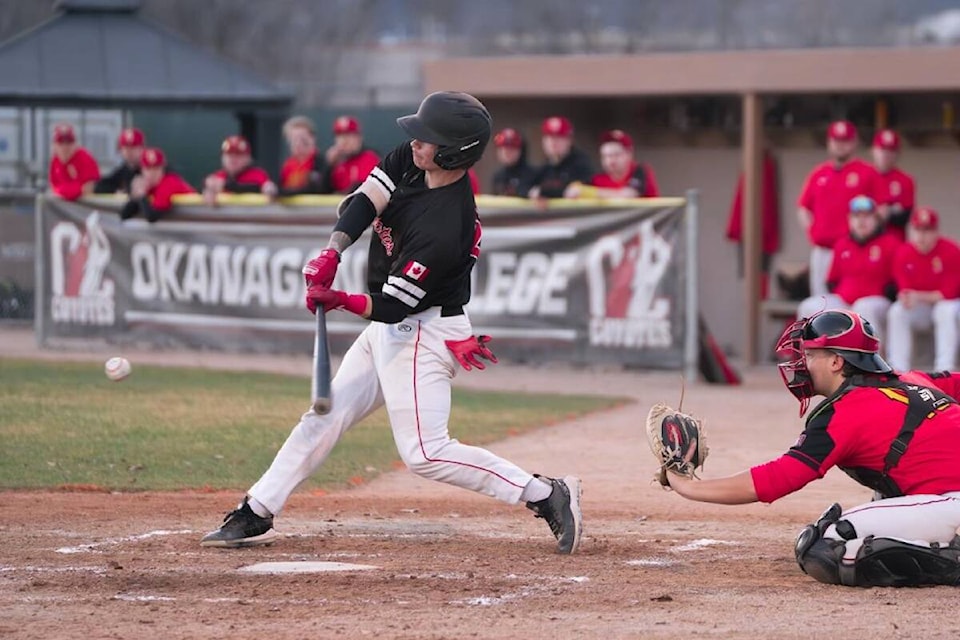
[0,0,292,109]
[425,46,960,97]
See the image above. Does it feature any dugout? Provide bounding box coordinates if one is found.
[426,47,960,364]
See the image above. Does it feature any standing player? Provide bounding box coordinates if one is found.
[325,116,380,194]
[661,309,960,587]
[797,121,880,296]
[279,116,331,196]
[871,129,916,241]
[489,127,537,197]
[119,148,196,223]
[886,207,960,372]
[528,116,594,200]
[202,135,277,205]
[48,123,100,201]
[588,129,660,198]
[94,127,145,194]
[200,92,583,555]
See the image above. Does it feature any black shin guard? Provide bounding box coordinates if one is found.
[851,536,960,587]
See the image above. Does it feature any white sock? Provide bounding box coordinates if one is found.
[246,496,273,519]
[520,477,552,503]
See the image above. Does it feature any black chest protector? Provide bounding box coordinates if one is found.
[834,376,956,498]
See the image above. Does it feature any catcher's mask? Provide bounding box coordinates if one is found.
[775,309,892,415]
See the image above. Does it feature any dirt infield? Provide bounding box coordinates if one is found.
[2,327,958,639]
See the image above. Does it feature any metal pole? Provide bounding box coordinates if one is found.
[33,193,45,347]
[684,188,699,383]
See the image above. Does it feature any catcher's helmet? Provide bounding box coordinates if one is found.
[775,309,892,415]
[397,92,492,170]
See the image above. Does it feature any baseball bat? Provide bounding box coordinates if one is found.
[311,311,332,414]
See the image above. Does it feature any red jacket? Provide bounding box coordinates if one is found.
[49,148,100,201]
[726,152,780,256]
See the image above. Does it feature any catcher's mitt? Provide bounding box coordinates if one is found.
[646,402,708,487]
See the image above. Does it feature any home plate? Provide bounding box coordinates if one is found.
[239,561,378,574]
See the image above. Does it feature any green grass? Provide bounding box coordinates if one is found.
[0,358,626,491]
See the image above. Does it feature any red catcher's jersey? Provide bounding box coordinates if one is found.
[798,158,880,248]
[826,231,901,303]
[751,371,960,503]
[893,237,960,299]
[49,148,101,201]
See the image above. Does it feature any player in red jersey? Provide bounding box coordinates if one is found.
[662,308,960,587]
[48,123,100,201]
[797,121,881,297]
[871,129,916,241]
[202,135,277,205]
[279,116,330,195]
[588,129,660,198]
[797,195,901,343]
[325,116,380,194]
[120,148,196,223]
[886,207,960,371]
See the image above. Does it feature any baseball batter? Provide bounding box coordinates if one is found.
[201,91,583,555]
[796,195,900,343]
[663,309,960,587]
[886,207,960,372]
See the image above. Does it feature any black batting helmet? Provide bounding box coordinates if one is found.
[397,91,492,170]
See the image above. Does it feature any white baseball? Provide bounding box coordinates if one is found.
[104,356,132,382]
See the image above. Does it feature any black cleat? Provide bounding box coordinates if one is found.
[200,498,278,548]
[525,475,583,554]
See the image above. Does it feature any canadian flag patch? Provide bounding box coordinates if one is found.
[404,260,429,281]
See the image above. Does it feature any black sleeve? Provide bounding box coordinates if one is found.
[333,192,377,243]
[883,282,898,301]
[94,168,123,194]
[119,199,140,220]
[141,198,162,223]
[572,151,595,183]
[222,179,263,194]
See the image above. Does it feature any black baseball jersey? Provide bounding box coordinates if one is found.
[531,147,595,198]
[364,143,480,318]
[492,160,537,197]
[93,162,140,194]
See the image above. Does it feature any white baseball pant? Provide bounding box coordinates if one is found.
[824,493,960,563]
[797,294,891,344]
[886,300,960,371]
[248,307,534,516]
[808,246,833,298]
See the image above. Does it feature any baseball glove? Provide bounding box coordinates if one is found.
[646,402,708,487]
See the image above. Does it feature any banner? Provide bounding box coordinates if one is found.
[36,196,691,367]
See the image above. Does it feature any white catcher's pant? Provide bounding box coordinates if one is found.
[797,294,891,344]
[824,493,960,562]
[248,308,535,516]
[886,300,960,371]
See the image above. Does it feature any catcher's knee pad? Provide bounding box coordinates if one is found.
[846,536,960,587]
[794,504,858,585]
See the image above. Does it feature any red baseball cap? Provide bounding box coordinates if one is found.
[827,120,857,142]
[221,135,251,155]
[541,116,573,137]
[52,123,76,144]
[118,127,145,148]
[494,128,523,149]
[140,147,166,168]
[599,129,633,149]
[910,207,939,230]
[872,129,900,151]
[332,116,361,135]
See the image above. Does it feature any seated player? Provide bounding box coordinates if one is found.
[94,127,145,195]
[203,135,277,205]
[120,148,196,223]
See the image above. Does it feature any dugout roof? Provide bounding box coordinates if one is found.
[0,0,293,110]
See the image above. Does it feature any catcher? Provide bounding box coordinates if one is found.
[648,309,960,587]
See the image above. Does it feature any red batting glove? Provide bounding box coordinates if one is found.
[305,285,368,316]
[302,249,340,290]
[444,335,498,372]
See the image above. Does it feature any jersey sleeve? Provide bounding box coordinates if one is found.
[749,454,822,503]
[362,143,413,206]
[641,163,660,197]
[910,370,960,397]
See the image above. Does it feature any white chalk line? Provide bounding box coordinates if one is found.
[55,529,195,554]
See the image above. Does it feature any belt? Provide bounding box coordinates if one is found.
[440,305,464,317]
